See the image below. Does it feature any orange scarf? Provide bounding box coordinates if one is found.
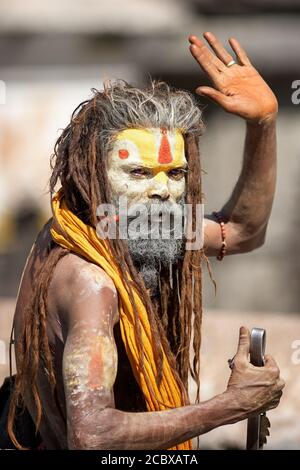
[51,191,192,450]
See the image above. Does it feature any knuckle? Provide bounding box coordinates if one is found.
[266,365,277,376]
[269,366,280,378]
[273,389,281,399]
[239,334,248,343]
[277,379,285,390]
[234,357,245,370]
[265,380,274,389]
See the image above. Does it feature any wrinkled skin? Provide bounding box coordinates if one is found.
[189,32,278,124]
[13,32,283,449]
[227,327,284,416]
[14,236,284,449]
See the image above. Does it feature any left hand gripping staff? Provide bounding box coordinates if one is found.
[246,328,270,450]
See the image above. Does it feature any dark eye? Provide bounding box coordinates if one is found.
[168,168,186,180]
[129,168,151,178]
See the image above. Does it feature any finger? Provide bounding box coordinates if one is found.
[264,354,279,368]
[273,390,283,403]
[189,45,218,78]
[269,397,281,409]
[235,326,250,359]
[188,34,204,47]
[203,31,233,66]
[228,37,251,66]
[196,86,231,108]
[189,36,226,75]
[276,379,285,391]
[276,390,283,400]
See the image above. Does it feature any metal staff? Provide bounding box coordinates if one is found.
[246,327,269,450]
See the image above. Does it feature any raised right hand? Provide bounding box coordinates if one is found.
[226,326,285,417]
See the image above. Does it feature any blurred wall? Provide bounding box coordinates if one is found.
[0,0,299,451]
[0,0,299,311]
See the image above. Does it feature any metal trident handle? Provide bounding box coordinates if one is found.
[246,327,266,450]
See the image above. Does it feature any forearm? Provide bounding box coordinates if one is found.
[222,118,277,239]
[69,390,246,450]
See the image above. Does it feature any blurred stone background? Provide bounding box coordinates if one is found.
[0,0,299,449]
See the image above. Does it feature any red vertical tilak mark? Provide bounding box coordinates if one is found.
[158,128,172,164]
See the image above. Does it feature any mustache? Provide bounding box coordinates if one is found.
[126,200,185,220]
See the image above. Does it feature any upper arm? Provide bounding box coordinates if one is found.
[60,262,119,448]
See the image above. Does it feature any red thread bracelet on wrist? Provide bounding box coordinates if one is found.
[213,211,227,261]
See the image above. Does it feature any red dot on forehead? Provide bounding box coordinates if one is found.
[118,149,129,159]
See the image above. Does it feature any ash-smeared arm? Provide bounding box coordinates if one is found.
[60,262,281,449]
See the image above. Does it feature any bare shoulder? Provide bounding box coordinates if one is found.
[49,253,119,328]
[52,253,117,293]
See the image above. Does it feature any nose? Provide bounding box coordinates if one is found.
[147,172,170,200]
[148,189,170,201]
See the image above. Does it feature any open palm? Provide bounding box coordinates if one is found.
[189,32,278,123]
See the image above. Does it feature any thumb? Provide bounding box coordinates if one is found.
[235,326,250,360]
[196,86,231,108]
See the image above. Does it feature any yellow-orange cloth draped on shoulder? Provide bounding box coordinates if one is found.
[50,191,192,450]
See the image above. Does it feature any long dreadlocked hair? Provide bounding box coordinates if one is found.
[8,80,205,449]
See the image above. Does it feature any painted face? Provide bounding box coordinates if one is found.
[107,128,187,207]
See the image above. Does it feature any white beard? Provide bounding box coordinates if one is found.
[110,196,186,291]
[125,199,185,291]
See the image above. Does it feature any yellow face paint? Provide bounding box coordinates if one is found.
[154,171,169,185]
[114,128,185,171]
[107,128,187,206]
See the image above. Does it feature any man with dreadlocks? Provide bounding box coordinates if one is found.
[5,33,284,449]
